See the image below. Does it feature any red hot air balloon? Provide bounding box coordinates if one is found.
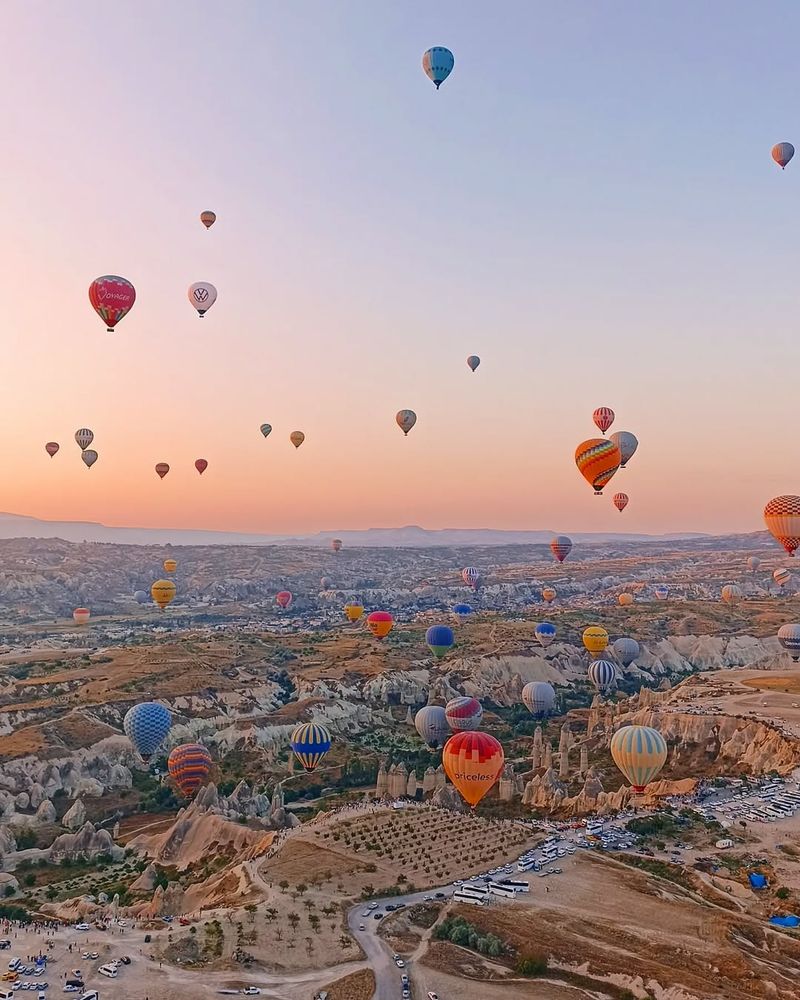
[613,492,629,513]
[89,276,136,332]
[550,535,572,563]
[195,459,208,475]
[45,442,59,458]
[276,590,293,609]
[155,463,170,480]
[367,610,394,639]
[593,407,615,434]
[442,730,504,808]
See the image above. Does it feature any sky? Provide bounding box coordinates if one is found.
[0,1,798,536]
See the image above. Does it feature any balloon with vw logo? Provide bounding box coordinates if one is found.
[188,281,218,317]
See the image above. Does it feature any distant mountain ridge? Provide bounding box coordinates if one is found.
[0,511,713,547]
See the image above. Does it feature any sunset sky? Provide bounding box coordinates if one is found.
[1,2,797,536]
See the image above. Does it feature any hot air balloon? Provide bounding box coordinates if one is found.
[521,681,556,716]
[575,438,621,495]
[45,442,59,458]
[426,625,454,659]
[276,591,293,609]
[320,576,332,590]
[445,696,483,732]
[289,722,331,773]
[609,431,639,469]
[414,705,450,749]
[396,410,417,436]
[75,428,94,450]
[200,210,217,229]
[151,579,177,610]
[290,431,305,449]
[654,585,669,600]
[772,142,795,169]
[72,608,90,626]
[260,423,272,438]
[134,590,149,604]
[155,463,170,480]
[163,559,177,574]
[168,743,212,797]
[422,46,454,90]
[613,493,629,513]
[550,536,573,563]
[613,637,640,667]
[593,407,615,434]
[747,556,761,573]
[778,623,800,661]
[195,459,208,475]
[452,603,472,618]
[773,568,792,589]
[367,610,393,639]
[442,730,504,809]
[344,602,364,622]
[610,725,667,792]
[331,538,343,552]
[583,625,609,657]
[721,583,743,604]
[542,586,556,604]
[462,567,481,590]
[466,355,480,372]
[124,702,172,761]
[588,658,617,691]
[534,621,556,647]
[618,593,634,607]
[89,275,136,332]
[764,496,800,557]
[188,281,217,317]
[81,449,98,469]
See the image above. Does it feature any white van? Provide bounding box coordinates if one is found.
[0,988,14,1000]
[98,964,117,978]
[6,961,19,973]
[79,993,99,1000]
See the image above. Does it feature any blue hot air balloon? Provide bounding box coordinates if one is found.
[134,590,149,604]
[426,624,455,658]
[588,659,617,692]
[290,722,331,773]
[422,47,454,89]
[124,702,172,761]
[452,603,472,618]
[534,622,557,648]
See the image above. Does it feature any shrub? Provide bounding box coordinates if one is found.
[515,953,548,976]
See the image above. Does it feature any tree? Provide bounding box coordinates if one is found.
[279,880,289,893]
[515,953,548,976]
[309,914,321,934]
[776,887,790,900]
[245,904,257,923]
[339,934,351,949]
[264,907,278,924]
[288,912,300,933]
[297,883,308,897]
[305,937,314,957]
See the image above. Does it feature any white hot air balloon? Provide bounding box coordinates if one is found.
[188,282,218,317]
[75,428,94,450]
[422,47,454,90]
[609,431,639,468]
[81,449,99,469]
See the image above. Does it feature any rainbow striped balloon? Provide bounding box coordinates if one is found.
[290,722,332,773]
[575,438,621,495]
[610,725,667,792]
[167,743,212,797]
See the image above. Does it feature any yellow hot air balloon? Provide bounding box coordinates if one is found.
[618,593,634,607]
[290,431,305,449]
[542,587,556,604]
[582,625,609,658]
[151,579,177,610]
[442,731,504,809]
[610,725,667,792]
[344,602,364,622]
[163,559,178,574]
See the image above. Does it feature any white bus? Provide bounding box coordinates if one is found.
[453,892,485,906]
[458,885,489,898]
[486,882,517,898]
[497,880,529,893]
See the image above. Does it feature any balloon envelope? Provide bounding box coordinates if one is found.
[772,142,795,168]
[290,722,331,772]
[331,539,343,552]
[195,459,208,475]
[415,705,450,749]
[593,406,615,434]
[426,624,454,658]
[45,442,59,458]
[89,275,136,332]
[747,556,761,573]
[462,567,481,589]
[466,355,480,372]
[445,696,483,732]
[618,593,634,607]
[613,492,629,513]
[290,431,305,448]
[610,725,667,792]
[522,681,555,716]
[654,585,669,600]
[452,603,472,617]
[188,281,217,316]
[534,621,556,647]
[422,46,454,89]
[200,210,216,228]
[764,496,800,556]
[124,702,172,760]
[75,428,94,450]
[344,602,364,622]
[542,587,557,603]
[396,409,417,435]
[155,463,170,479]
[134,590,149,604]
[588,658,617,691]
[550,536,572,563]
[774,568,791,588]
[442,730,504,808]
[81,449,98,469]
[613,637,640,667]
[260,424,272,438]
[168,743,212,797]
[609,431,638,468]
[778,623,800,660]
[72,608,90,625]
[583,626,609,656]
[575,438,621,494]
[721,584,743,604]
[276,591,293,609]
[367,610,393,639]
[151,579,177,610]
[163,559,178,574]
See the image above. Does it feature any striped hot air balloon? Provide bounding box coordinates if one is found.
[163,559,177,574]
[289,722,331,773]
[613,492,629,513]
[575,438,621,495]
[168,743,212,797]
[778,623,800,661]
[613,637,640,667]
[772,142,795,169]
[593,406,615,434]
[442,730,504,809]
[124,702,172,761]
[414,706,450,749]
[588,658,617,692]
[367,610,393,639]
[75,428,94,450]
[721,583,743,604]
[610,725,667,792]
[426,625,454,658]
[462,567,481,589]
[609,431,638,468]
[445,696,483,732]
[521,681,555,716]
[89,275,136,332]
[773,568,792,589]
[422,47,454,89]
[583,625,609,657]
[654,585,669,600]
[550,535,572,563]
[764,496,800,556]
[534,621,557,647]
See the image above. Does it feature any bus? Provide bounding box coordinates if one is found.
[487,882,517,898]
[457,885,489,898]
[453,892,485,906]
[496,880,529,893]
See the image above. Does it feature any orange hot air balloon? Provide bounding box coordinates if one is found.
[151,579,177,610]
[163,559,178,574]
[367,610,394,639]
[613,492,629,513]
[195,459,208,475]
[290,431,305,449]
[764,496,800,556]
[593,406,615,434]
[155,463,170,480]
[45,442,59,458]
[618,593,634,607]
[442,730,504,809]
[575,438,621,495]
[542,586,556,603]
[344,602,364,622]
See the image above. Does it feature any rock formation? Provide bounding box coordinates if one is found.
[62,799,86,832]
